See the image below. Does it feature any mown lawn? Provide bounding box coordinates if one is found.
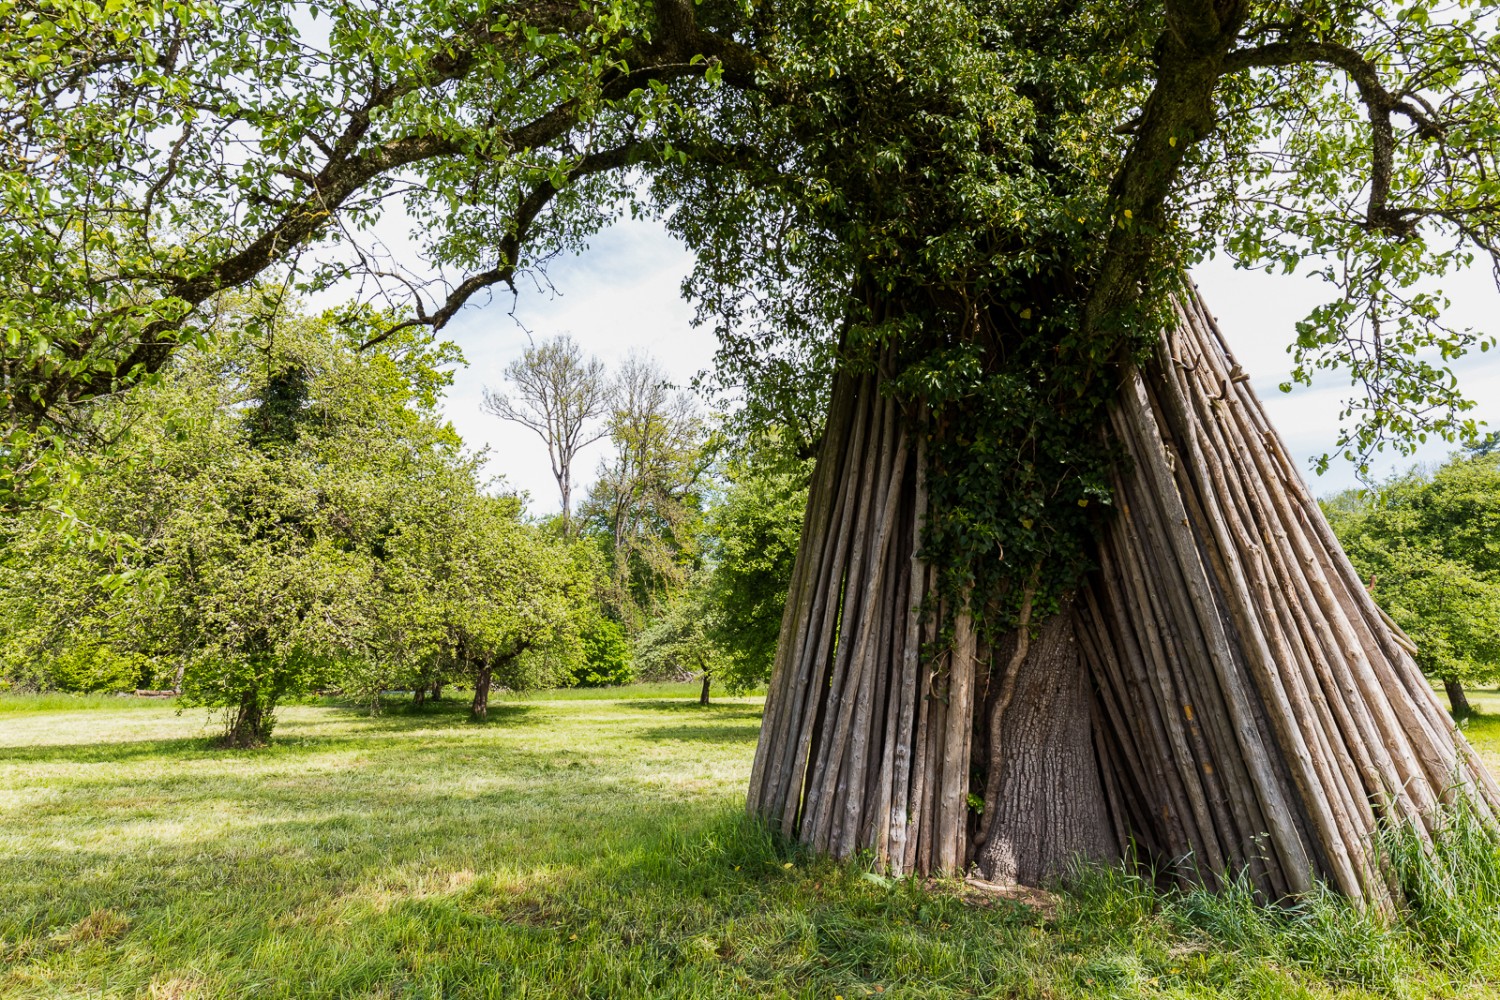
[3,685,1500,999]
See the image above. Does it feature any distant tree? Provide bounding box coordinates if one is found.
[581,353,709,629]
[633,583,728,705]
[408,492,580,721]
[482,335,610,530]
[1325,453,1500,718]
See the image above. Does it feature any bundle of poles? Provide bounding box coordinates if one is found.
[747,284,1500,910]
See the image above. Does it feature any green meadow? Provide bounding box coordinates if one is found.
[5,687,1500,999]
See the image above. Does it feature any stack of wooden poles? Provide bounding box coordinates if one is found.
[747,286,1500,906]
[744,354,980,873]
[1080,286,1500,909]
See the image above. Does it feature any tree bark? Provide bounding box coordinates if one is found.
[975,606,1118,886]
[700,670,712,706]
[1445,677,1472,720]
[471,663,492,721]
[431,681,443,702]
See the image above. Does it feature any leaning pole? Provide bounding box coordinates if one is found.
[747,286,1500,911]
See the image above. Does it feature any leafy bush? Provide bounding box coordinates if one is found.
[42,645,152,694]
[572,614,633,687]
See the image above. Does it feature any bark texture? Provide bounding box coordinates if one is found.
[747,285,1500,909]
[976,607,1117,886]
[1445,678,1472,720]
[223,690,273,747]
[471,663,493,720]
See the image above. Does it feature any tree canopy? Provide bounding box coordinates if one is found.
[0,296,590,740]
[4,0,1495,627]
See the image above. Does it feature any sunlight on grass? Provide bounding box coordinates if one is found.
[3,687,1500,998]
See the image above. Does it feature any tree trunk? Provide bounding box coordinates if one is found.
[431,681,443,701]
[1445,677,1472,720]
[471,663,492,721]
[748,285,1500,909]
[975,606,1118,886]
[223,689,273,747]
[412,686,426,709]
[700,670,712,706]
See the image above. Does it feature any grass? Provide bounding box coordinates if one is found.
[4,688,1500,999]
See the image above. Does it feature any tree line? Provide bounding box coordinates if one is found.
[0,299,806,744]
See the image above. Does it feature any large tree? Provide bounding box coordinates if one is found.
[7,0,1500,909]
[0,297,475,742]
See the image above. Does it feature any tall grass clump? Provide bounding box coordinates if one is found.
[1059,791,1500,996]
[1380,791,1500,975]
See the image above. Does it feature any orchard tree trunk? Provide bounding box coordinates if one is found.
[1445,678,1473,720]
[223,690,274,748]
[471,663,493,721]
[413,686,427,709]
[748,285,1500,909]
[700,669,712,706]
[431,681,443,702]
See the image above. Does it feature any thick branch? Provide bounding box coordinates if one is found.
[358,142,659,350]
[1221,38,1429,237]
[28,1,761,420]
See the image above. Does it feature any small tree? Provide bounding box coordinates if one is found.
[413,495,579,720]
[482,335,610,530]
[633,582,728,705]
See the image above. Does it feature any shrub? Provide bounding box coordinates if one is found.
[43,645,152,693]
[572,614,633,687]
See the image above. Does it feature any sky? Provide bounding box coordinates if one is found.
[431,217,1500,512]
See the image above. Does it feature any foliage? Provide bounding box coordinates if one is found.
[632,583,728,685]
[698,453,812,692]
[1323,451,1500,687]
[34,644,153,695]
[571,610,634,687]
[6,0,1499,642]
[401,490,581,695]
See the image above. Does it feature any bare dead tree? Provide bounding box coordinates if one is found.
[482,334,611,528]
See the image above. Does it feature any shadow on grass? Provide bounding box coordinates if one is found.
[352,701,537,730]
[617,699,764,718]
[0,703,542,764]
[639,723,762,744]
